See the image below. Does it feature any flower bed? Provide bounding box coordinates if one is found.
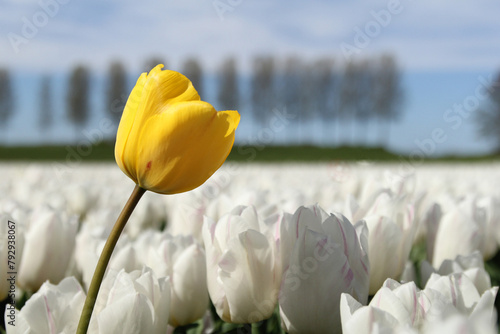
[1,162,499,333]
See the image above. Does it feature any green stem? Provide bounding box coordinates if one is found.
[76,184,146,334]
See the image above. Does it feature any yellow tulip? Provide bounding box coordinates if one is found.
[115,64,240,194]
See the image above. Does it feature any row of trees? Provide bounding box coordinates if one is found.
[1,55,405,145]
[0,69,14,129]
[476,72,500,151]
[249,55,403,143]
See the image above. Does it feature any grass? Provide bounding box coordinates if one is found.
[0,142,498,163]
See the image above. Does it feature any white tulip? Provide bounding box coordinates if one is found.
[137,232,209,327]
[341,272,498,333]
[18,206,78,291]
[422,311,497,334]
[89,267,170,334]
[5,277,85,334]
[64,184,94,217]
[168,241,208,327]
[355,191,416,294]
[341,280,425,334]
[341,293,405,334]
[202,205,279,323]
[420,251,491,294]
[423,202,442,262]
[432,199,481,268]
[424,273,497,320]
[279,205,369,334]
[476,196,500,259]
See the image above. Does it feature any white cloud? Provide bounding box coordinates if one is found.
[1,0,499,73]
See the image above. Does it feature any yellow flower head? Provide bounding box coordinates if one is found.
[115,64,240,194]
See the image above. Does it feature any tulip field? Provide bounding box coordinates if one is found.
[1,161,500,333]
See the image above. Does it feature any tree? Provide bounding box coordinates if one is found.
[475,71,500,152]
[106,61,127,125]
[67,65,90,136]
[39,75,52,132]
[311,58,334,117]
[0,68,14,129]
[338,60,361,144]
[182,58,203,98]
[251,56,275,125]
[217,57,239,111]
[278,56,314,143]
[310,58,335,141]
[353,59,375,144]
[371,54,404,145]
[278,57,301,119]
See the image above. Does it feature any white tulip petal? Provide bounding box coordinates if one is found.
[341,293,400,334]
[219,229,275,323]
[98,293,155,334]
[170,244,208,326]
[280,228,352,334]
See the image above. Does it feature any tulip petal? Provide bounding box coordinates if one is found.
[323,213,370,303]
[340,294,400,334]
[341,293,402,334]
[280,228,350,334]
[115,64,202,185]
[364,215,405,294]
[140,64,201,114]
[202,216,228,316]
[370,281,423,327]
[340,293,363,326]
[115,72,148,180]
[280,205,325,274]
[432,207,481,268]
[18,208,78,291]
[132,100,239,194]
[170,244,208,326]
[218,229,276,323]
[469,286,498,320]
[6,277,85,334]
[98,293,155,334]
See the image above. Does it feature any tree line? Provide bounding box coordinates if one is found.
[249,54,404,144]
[1,55,408,146]
[2,57,500,149]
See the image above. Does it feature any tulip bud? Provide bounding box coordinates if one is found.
[354,191,416,294]
[420,251,491,294]
[202,206,280,324]
[136,232,209,327]
[89,267,170,334]
[341,272,498,333]
[424,273,498,319]
[340,279,429,333]
[279,205,370,334]
[431,203,481,268]
[65,184,94,217]
[422,311,498,334]
[4,277,86,333]
[18,206,78,291]
[114,64,240,195]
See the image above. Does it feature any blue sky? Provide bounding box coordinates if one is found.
[1,0,500,156]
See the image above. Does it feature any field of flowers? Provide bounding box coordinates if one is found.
[1,161,499,333]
